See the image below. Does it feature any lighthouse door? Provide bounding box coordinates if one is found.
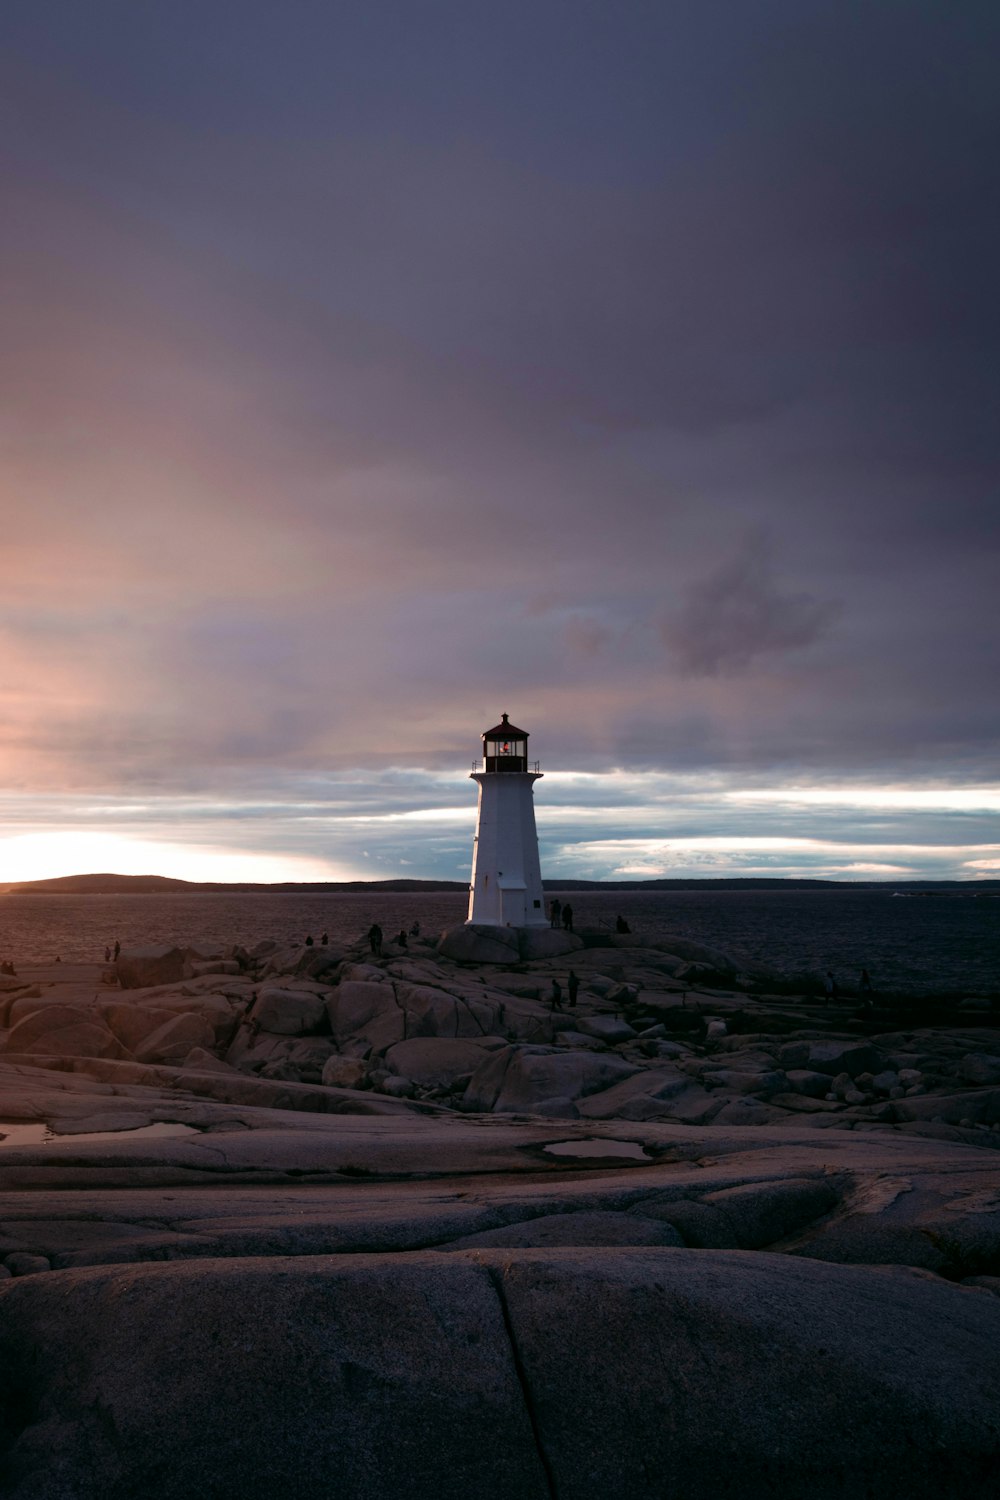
[498,879,527,927]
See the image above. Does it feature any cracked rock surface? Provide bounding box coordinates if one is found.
[1,930,999,1496]
[1,1251,998,1500]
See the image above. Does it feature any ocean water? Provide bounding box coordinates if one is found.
[2,888,998,995]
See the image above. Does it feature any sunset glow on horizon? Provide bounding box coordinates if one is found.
[0,831,343,888]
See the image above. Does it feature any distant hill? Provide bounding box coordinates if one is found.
[4,872,999,896]
[1,873,470,895]
[3,873,196,895]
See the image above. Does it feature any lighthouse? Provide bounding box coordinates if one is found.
[466,712,548,928]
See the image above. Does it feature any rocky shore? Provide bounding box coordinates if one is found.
[1,922,999,1496]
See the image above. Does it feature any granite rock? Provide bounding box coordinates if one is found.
[461,1044,638,1114]
[3,1251,998,1500]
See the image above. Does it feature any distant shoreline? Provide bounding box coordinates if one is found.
[3,873,1000,896]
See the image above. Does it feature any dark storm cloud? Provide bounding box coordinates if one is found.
[0,1,997,877]
[660,532,840,676]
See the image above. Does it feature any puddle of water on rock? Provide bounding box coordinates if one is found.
[0,1122,199,1148]
[544,1138,650,1161]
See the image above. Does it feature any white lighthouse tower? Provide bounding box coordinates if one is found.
[467,712,548,928]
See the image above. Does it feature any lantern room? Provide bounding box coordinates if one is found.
[479,712,534,773]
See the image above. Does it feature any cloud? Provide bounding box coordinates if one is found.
[5,768,997,885]
[659,533,839,676]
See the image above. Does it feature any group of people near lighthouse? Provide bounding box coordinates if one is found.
[548,898,573,930]
[367,920,421,956]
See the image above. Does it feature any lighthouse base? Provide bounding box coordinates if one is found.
[438,924,583,966]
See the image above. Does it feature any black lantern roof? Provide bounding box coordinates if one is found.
[483,712,528,740]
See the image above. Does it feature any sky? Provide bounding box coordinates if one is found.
[1,1,998,885]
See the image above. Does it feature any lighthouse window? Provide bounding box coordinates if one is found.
[484,735,527,769]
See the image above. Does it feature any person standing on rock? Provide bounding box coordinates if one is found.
[113,940,120,961]
[567,971,580,1008]
[550,978,564,1010]
[562,903,574,932]
[368,923,383,956]
[824,971,838,1001]
[549,898,562,929]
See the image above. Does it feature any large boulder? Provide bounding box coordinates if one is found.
[516,929,584,961]
[656,1088,725,1126]
[255,1038,337,1083]
[573,1015,637,1044]
[656,935,740,971]
[133,1013,217,1066]
[177,1047,241,1076]
[143,993,240,1045]
[958,1053,1000,1086]
[437,925,520,964]
[325,980,504,1055]
[99,1005,188,1055]
[321,1056,369,1089]
[894,1087,1000,1128]
[492,1249,1000,1497]
[395,983,502,1040]
[185,960,241,979]
[0,1256,549,1500]
[226,1035,337,1080]
[339,963,387,984]
[1,1252,998,1500]
[701,1067,787,1097]
[785,1068,835,1098]
[576,1067,692,1120]
[249,987,327,1036]
[6,994,88,1028]
[643,1179,840,1250]
[5,1023,129,1062]
[384,1038,495,1089]
[779,1040,883,1078]
[462,1044,638,1114]
[115,947,188,989]
[326,980,403,1052]
[3,1005,94,1051]
[2,1006,128,1060]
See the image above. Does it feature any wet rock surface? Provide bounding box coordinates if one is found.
[1,926,999,1496]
